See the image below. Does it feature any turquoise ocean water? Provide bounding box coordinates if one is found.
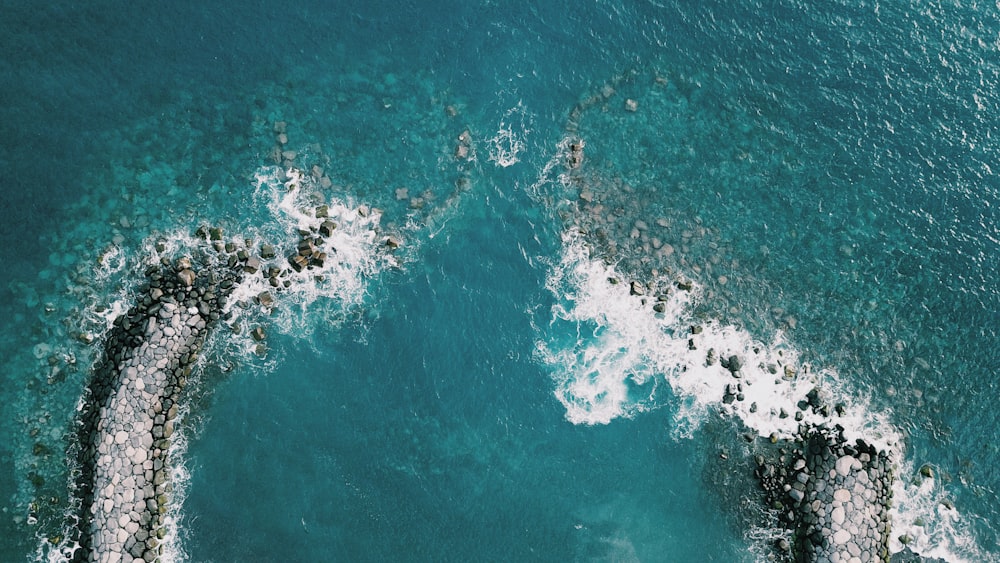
[1,1,998,561]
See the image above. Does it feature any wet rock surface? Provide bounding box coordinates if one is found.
[756,425,894,563]
[72,255,242,562]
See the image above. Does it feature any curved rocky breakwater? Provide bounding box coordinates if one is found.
[68,179,402,561]
[72,255,242,562]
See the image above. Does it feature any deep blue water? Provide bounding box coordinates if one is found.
[1,1,997,561]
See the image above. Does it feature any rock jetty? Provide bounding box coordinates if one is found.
[70,190,402,561]
[72,255,241,562]
[756,425,894,563]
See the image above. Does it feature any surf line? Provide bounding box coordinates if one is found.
[69,184,402,562]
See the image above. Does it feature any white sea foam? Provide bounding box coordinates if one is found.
[231,166,398,336]
[888,460,996,563]
[103,165,399,357]
[536,230,683,425]
[487,104,530,168]
[537,230,895,444]
[94,244,127,282]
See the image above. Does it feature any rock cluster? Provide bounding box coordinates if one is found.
[72,252,241,562]
[756,425,894,563]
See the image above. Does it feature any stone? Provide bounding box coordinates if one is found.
[832,505,845,525]
[834,529,851,545]
[836,455,857,477]
[177,269,196,287]
[251,327,266,341]
[288,254,308,272]
[243,256,260,274]
[834,488,852,503]
[319,220,337,237]
[784,365,797,379]
[629,281,644,296]
[258,292,275,307]
[624,99,638,112]
[727,355,742,373]
[297,239,316,256]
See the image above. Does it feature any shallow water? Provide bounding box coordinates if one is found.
[1,1,997,561]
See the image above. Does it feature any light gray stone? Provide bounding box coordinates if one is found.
[832,505,845,525]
